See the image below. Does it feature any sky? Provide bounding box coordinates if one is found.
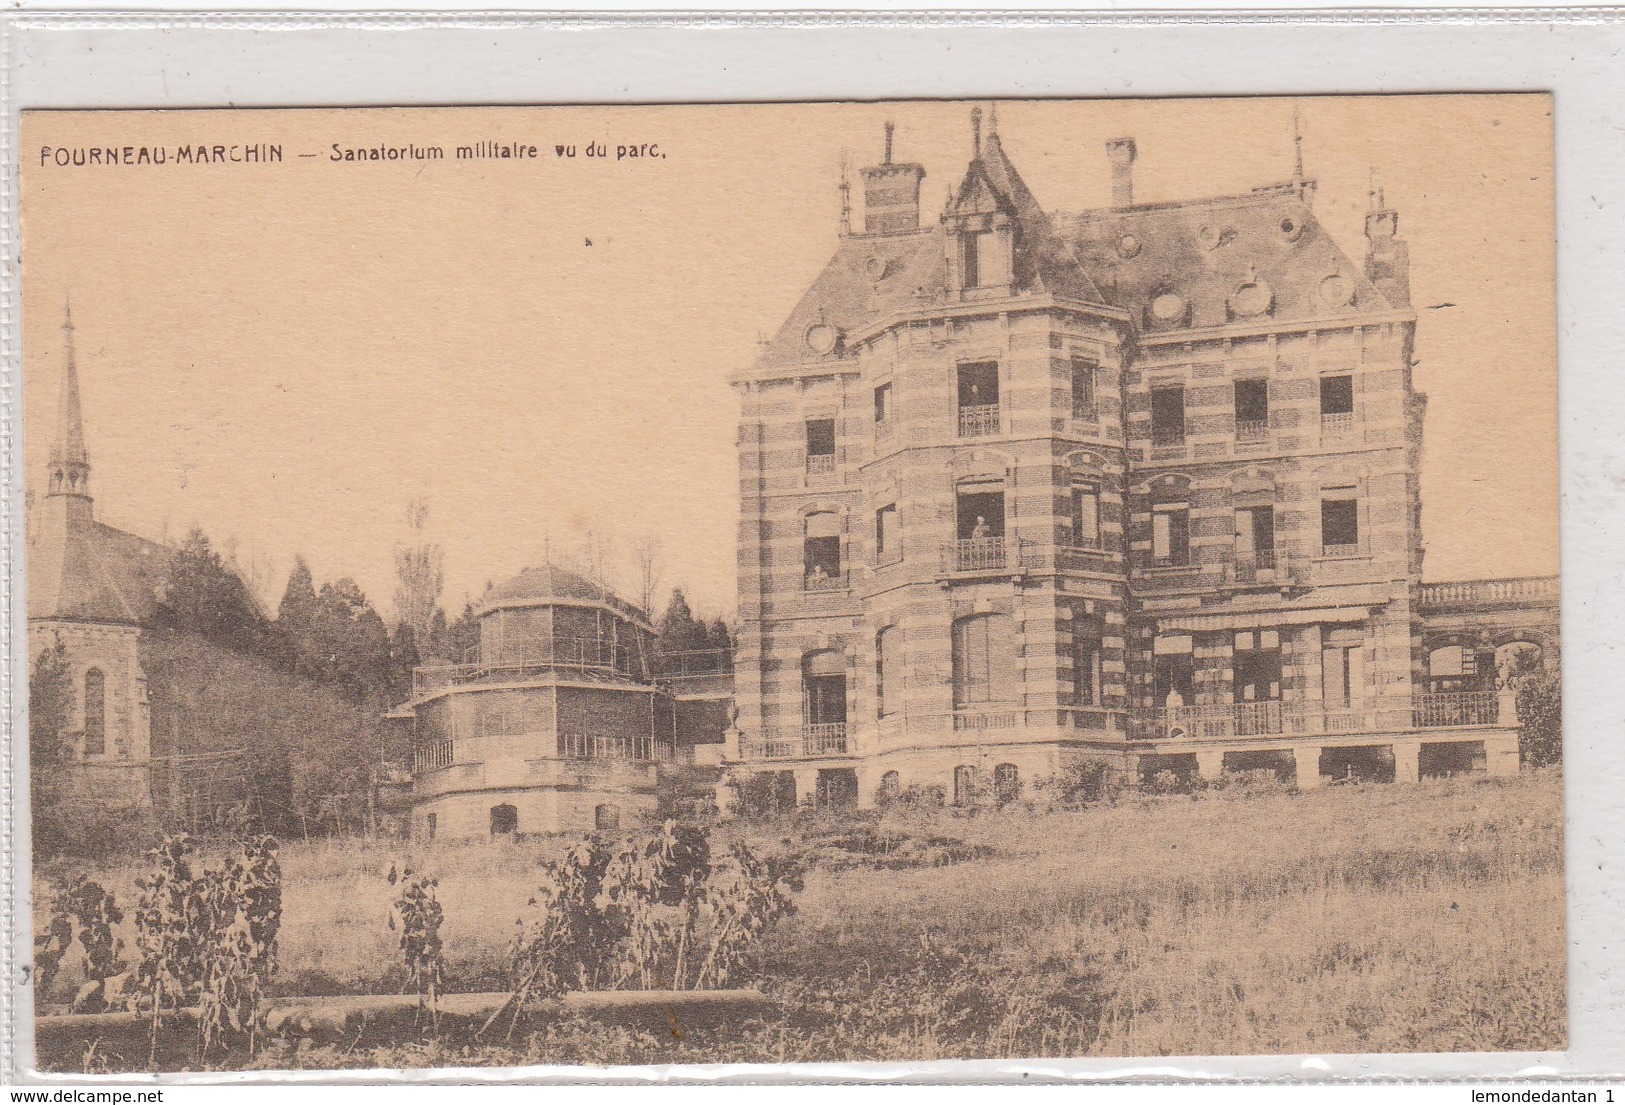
[20,96,1557,620]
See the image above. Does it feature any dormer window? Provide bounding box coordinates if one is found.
[962,228,1011,289]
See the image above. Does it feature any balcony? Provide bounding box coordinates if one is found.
[740,723,849,760]
[1415,576,1559,609]
[805,453,836,479]
[803,567,850,592]
[875,418,894,441]
[1021,543,1119,575]
[1235,419,1269,444]
[653,648,733,680]
[1224,550,1301,587]
[559,732,677,762]
[958,403,1001,437]
[940,536,1030,575]
[413,636,639,696]
[1319,542,1365,560]
[1321,412,1355,438]
[1413,691,1499,728]
[952,707,1023,733]
[1150,425,1186,448]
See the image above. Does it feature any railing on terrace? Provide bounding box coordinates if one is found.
[1150,425,1186,447]
[1413,691,1499,728]
[740,724,849,760]
[1321,412,1355,436]
[1235,419,1270,443]
[942,536,1015,573]
[653,648,734,678]
[958,403,1001,437]
[1415,577,1560,608]
[952,707,1023,732]
[803,568,850,592]
[558,732,676,762]
[806,453,836,477]
[413,636,638,695]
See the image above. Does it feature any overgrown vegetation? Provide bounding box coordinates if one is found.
[35,772,1565,1070]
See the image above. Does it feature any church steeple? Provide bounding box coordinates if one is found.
[47,300,92,512]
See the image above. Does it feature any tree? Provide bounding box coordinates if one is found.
[314,578,394,703]
[30,639,75,857]
[154,528,269,657]
[656,589,709,655]
[274,556,322,681]
[631,534,664,616]
[392,498,445,648]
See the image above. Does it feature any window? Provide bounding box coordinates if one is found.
[1153,652,1195,708]
[1233,630,1282,703]
[876,627,902,718]
[1320,375,1354,416]
[425,813,437,843]
[879,770,901,801]
[1073,638,1101,707]
[964,231,1008,288]
[1324,645,1366,705]
[803,650,847,727]
[953,764,977,805]
[1234,505,1276,570]
[595,803,621,831]
[1150,386,1186,446]
[806,418,836,474]
[804,511,843,588]
[874,383,892,426]
[875,504,900,562]
[1321,493,1359,553]
[957,362,1000,435]
[1151,504,1191,567]
[1070,484,1100,548]
[994,763,1020,805]
[1071,357,1098,421]
[952,613,1017,707]
[82,668,105,756]
[1235,378,1269,441]
[490,803,518,836]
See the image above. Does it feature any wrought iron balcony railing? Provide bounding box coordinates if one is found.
[740,723,849,760]
[941,536,1018,574]
[1235,418,1270,443]
[803,568,849,592]
[805,453,836,477]
[1224,551,1300,586]
[958,403,1001,437]
[1320,412,1355,436]
[559,732,676,762]
[413,635,640,696]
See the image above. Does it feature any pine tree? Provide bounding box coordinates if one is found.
[155,527,269,656]
[656,589,709,655]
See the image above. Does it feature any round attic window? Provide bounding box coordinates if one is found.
[1198,224,1232,251]
[1116,234,1142,259]
[1150,292,1187,324]
[1318,273,1354,309]
[1279,215,1305,241]
[1230,280,1274,318]
[864,255,890,282]
[804,322,840,356]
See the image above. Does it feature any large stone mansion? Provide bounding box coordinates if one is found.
[718,110,1559,808]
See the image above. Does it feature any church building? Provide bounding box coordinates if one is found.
[28,306,169,808]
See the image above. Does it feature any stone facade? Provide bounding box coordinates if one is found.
[724,111,1543,806]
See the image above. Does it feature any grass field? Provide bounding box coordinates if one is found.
[33,767,1567,1068]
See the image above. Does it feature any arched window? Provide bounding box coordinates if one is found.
[82,668,106,756]
[879,770,901,802]
[595,803,621,831]
[951,613,1016,707]
[994,763,1020,805]
[953,765,977,806]
[490,803,518,836]
[875,627,902,718]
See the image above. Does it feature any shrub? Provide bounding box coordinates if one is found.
[388,866,445,1021]
[34,875,126,1010]
[129,834,283,1059]
[1030,759,1126,811]
[1516,669,1562,769]
[880,783,946,814]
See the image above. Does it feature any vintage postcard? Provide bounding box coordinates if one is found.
[18,96,1561,1073]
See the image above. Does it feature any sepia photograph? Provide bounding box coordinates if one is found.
[19,95,1562,1073]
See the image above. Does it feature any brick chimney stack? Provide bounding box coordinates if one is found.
[861,121,926,235]
[1106,137,1137,208]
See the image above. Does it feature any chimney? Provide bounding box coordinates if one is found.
[861,121,926,235]
[1363,172,1410,306]
[1106,137,1137,208]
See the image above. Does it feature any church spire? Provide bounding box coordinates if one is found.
[48,298,91,505]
